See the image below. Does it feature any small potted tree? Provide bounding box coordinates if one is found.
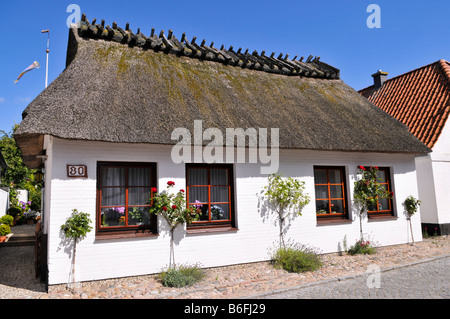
[353,165,392,241]
[263,173,310,249]
[60,209,92,289]
[149,181,200,267]
[403,195,421,245]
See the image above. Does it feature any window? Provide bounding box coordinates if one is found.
[314,166,348,220]
[186,164,235,229]
[96,162,157,236]
[367,167,394,217]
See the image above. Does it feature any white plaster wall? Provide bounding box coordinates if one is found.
[418,123,450,224]
[0,188,8,217]
[429,120,450,224]
[45,137,422,285]
[430,161,450,224]
[415,155,438,224]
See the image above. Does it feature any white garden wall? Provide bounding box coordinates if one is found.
[429,120,450,225]
[43,136,422,285]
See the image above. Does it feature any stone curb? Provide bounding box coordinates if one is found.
[242,254,450,299]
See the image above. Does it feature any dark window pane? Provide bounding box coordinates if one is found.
[189,186,208,203]
[330,200,344,214]
[315,185,329,199]
[129,168,151,186]
[316,200,329,215]
[377,169,387,183]
[102,188,125,206]
[210,169,228,185]
[188,168,208,185]
[101,167,125,186]
[211,186,229,202]
[211,204,229,220]
[378,196,390,211]
[314,169,327,184]
[128,207,151,226]
[329,170,342,184]
[330,185,343,199]
[101,207,126,227]
[128,187,151,205]
[196,204,209,221]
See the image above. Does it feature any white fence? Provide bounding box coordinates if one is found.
[0,187,9,217]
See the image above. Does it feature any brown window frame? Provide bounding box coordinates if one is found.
[314,166,349,220]
[367,167,394,217]
[96,162,157,239]
[186,164,236,231]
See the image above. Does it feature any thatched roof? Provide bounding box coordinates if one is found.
[15,15,430,168]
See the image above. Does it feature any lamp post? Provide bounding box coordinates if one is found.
[41,29,49,88]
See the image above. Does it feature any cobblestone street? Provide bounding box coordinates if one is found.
[257,255,450,299]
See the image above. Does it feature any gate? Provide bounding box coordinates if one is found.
[35,221,48,289]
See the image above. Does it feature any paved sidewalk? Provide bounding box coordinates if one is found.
[253,255,450,299]
[1,229,449,299]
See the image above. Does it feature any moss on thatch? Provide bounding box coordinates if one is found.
[15,23,430,168]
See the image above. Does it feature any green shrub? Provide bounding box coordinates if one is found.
[0,224,11,236]
[0,215,14,226]
[348,239,376,255]
[271,242,322,273]
[158,264,206,288]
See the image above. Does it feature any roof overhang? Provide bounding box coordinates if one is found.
[14,133,45,169]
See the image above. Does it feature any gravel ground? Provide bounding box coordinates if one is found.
[1,234,449,299]
[0,246,47,298]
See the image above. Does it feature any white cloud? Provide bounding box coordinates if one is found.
[0,97,5,103]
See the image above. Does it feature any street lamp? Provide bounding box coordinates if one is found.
[41,29,49,88]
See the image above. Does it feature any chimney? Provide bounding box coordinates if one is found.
[372,70,388,89]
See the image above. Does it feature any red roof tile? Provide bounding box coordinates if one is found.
[359,59,450,148]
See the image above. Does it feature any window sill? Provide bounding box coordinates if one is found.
[186,226,238,235]
[95,230,159,240]
[316,218,353,226]
[368,215,398,222]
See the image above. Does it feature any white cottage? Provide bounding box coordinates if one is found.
[15,16,430,286]
[360,60,450,236]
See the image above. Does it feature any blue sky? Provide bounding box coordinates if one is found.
[1,0,449,133]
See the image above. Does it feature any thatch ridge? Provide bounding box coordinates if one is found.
[71,14,340,80]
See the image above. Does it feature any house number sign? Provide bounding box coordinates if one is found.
[67,164,88,178]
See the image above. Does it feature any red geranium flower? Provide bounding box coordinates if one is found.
[151,187,157,193]
[180,189,185,193]
[167,181,175,186]
[162,206,167,211]
[358,165,366,170]
[172,205,177,209]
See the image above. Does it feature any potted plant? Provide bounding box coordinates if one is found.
[0,224,11,242]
